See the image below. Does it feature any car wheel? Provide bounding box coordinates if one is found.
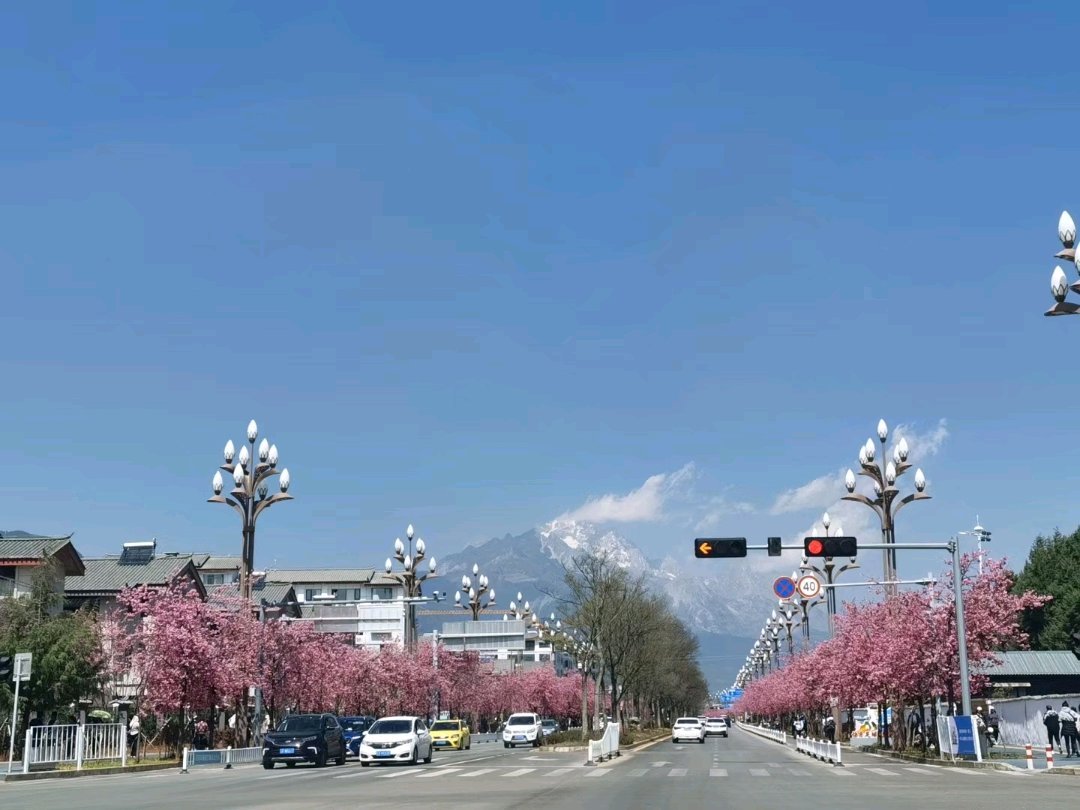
[410,747,418,766]
[466,742,471,750]
[360,761,370,767]
[504,742,510,748]
[423,746,432,764]
[262,760,274,770]
[285,762,296,768]
[316,748,328,767]
[336,748,346,766]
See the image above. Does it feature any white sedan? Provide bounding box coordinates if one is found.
[502,712,544,748]
[357,716,434,766]
[672,717,706,744]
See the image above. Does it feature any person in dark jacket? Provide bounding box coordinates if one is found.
[1044,705,1061,753]
[1060,701,1080,757]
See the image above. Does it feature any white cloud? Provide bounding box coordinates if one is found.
[693,495,755,532]
[892,418,949,461]
[769,469,847,515]
[560,463,696,524]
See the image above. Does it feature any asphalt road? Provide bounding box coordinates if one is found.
[3,727,1079,809]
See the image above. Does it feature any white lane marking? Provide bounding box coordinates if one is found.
[502,768,535,777]
[437,754,499,767]
[626,768,649,777]
[376,768,415,778]
[830,768,855,776]
[415,768,461,778]
[457,768,495,778]
[903,766,941,775]
[668,768,687,777]
[787,769,811,776]
[710,768,728,777]
[748,768,770,776]
[584,769,610,778]
[260,770,324,780]
[865,767,900,776]
[548,768,576,777]
[333,769,370,779]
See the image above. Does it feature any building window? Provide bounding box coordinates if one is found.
[304,589,317,602]
[371,632,392,642]
[332,589,347,600]
[371,587,394,601]
[353,589,362,600]
[203,573,225,586]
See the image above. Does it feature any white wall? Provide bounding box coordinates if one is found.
[992,693,1080,746]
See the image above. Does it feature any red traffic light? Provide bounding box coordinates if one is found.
[803,536,858,558]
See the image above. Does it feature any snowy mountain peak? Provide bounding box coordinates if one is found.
[538,519,651,573]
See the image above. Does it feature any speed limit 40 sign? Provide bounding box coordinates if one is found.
[796,575,821,599]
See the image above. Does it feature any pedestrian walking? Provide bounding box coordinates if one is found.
[127,713,141,759]
[823,715,836,744]
[1044,705,1062,754]
[194,719,209,751]
[1059,701,1080,757]
[793,714,806,737]
[987,704,1001,746]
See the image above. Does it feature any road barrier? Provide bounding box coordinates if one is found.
[737,723,788,745]
[794,735,843,766]
[181,745,263,772]
[1046,745,1054,770]
[584,722,621,765]
[22,723,126,773]
[1026,744,1033,770]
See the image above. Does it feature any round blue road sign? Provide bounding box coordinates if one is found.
[773,576,796,600]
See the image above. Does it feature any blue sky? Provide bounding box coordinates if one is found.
[1,2,1076,583]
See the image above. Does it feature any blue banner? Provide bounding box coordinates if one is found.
[954,716,978,758]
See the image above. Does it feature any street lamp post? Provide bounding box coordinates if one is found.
[776,603,797,657]
[208,420,293,603]
[957,518,992,576]
[455,564,495,621]
[384,524,437,649]
[800,512,859,636]
[841,419,931,595]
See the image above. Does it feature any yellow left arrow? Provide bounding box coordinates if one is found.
[698,542,713,555]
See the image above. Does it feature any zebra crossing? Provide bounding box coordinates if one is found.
[316,760,985,782]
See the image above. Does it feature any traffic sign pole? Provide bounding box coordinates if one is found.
[6,673,20,775]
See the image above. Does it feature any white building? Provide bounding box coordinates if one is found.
[265,568,407,649]
[438,620,570,674]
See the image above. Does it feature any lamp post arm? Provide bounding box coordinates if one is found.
[208,494,247,521]
[892,492,932,518]
[253,492,294,520]
[840,493,884,520]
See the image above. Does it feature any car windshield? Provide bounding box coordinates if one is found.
[368,719,413,735]
[507,716,535,726]
[675,719,699,726]
[277,715,321,733]
[542,720,557,727]
[339,717,370,732]
[430,721,461,731]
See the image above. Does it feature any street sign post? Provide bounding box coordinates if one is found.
[6,651,31,775]
[796,575,821,599]
[773,577,796,600]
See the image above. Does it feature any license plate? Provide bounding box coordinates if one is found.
[513,735,525,741]
[435,741,448,746]
[376,751,392,758]
[279,747,295,754]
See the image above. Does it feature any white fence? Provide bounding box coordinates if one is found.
[181,746,263,772]
[22,723,126,773]
[795,735,843,765]
[737,723,787,745]
[585,722,621,765]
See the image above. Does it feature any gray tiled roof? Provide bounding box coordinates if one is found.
[266,568,375,584]
[198,556,241,570]
[66,554,199,595]
[0,534,75,560]
[979,651,1080,677]
[206,581,296,605]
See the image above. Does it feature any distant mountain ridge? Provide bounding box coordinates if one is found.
[434,518,778,686]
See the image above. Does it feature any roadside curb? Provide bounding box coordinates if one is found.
[863,748,1033,774]
[1,761,179,783]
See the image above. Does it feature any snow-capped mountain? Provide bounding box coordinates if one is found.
[434,519,779,687]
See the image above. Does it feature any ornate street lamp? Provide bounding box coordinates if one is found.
[1046,211,1080,315]
[384,524,437,648]
[208,420,293,603]
[455,564,495,621]
[841,419,930,594]
[800,511,859,635]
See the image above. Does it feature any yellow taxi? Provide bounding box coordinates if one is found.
[429,719,471,750]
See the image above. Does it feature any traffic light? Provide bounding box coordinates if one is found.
[0,655,11,680]
[695,538,747,558]
[767,537,782,557]
[803,536,858,558]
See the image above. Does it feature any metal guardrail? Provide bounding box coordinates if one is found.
[22,723,126,773]
[181,746,263,772]
[794,735,843,765]
[736,722,787,745]
[584,722,621,765]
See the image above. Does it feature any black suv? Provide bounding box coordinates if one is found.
[263,713,346,769]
